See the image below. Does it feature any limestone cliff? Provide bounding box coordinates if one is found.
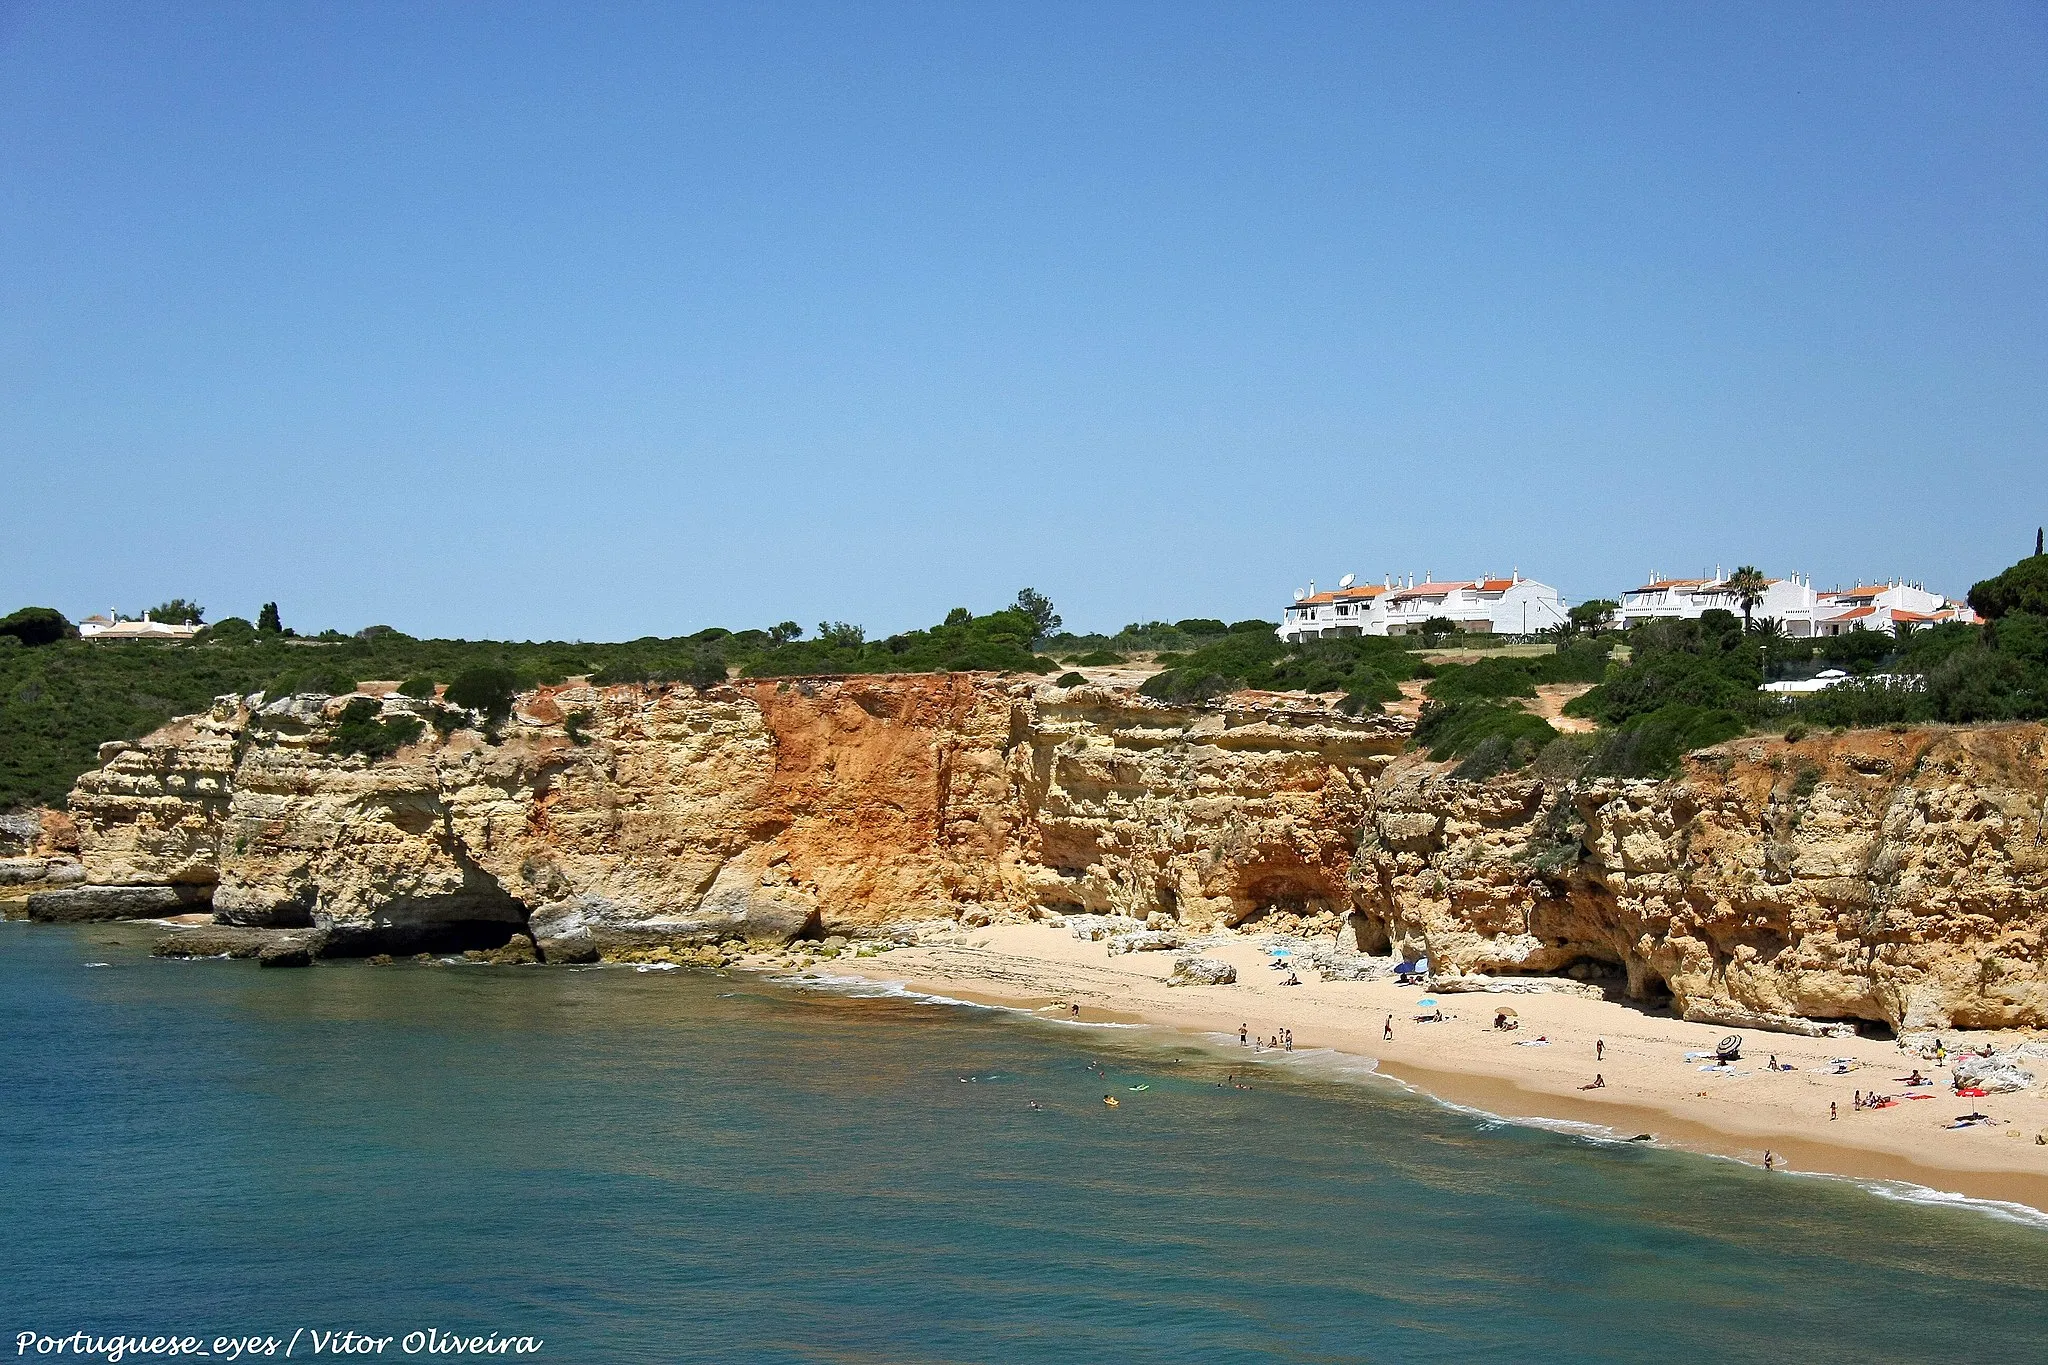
[56,675,2048,1031]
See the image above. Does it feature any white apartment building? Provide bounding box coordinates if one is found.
[1811,582,1978,636]
[1278,573,1567,642]
[1617,572,1976,637]
[1619,572,1821,634]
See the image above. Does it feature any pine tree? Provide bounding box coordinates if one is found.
[258,602,282,633]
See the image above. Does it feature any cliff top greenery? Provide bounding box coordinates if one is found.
[0,591,1069,809]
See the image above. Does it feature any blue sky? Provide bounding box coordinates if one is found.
[3,2,2044,640]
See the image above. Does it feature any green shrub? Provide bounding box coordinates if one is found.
[267,667,358,698]
[1143,631,1416,706]
[563,709,594,746]
[1582,705,1745,779]
[1072,650,1126,666]
[397,676,437,699]
[446,665,519,721]
[1055,672,1088,688]
[1413,700,1556,765]
[1527,640,1613,684]
[1816,629,1895,673]
[746,604,1053,678]
[590,659,650,686]
[1425,656,1538,702]
[1926,648,2046,722]
[1790,760,1822,800]
[663,653,729,689]
[327,697,424,761]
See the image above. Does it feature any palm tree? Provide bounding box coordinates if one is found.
[1725,566,1769,632]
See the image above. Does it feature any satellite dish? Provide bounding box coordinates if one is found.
[1292,590,1306,602]
[1338,573,1356,589]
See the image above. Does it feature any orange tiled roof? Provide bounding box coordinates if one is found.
[1391,581,1472,600]
[1632,578,1715,592]
[1474,578,1518,592]
[1824,605,1877,621]
[1335,585,1387,599]
[1294,593,1337,606]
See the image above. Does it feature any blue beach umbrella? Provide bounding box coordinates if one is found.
[1417,997,1438,1008]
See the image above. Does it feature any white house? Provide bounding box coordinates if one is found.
[1279,573,1566,642]
[77,611,200,642]
[1617,571,1976,637]
[1812,582,1978,636]
[1618,572,1821,634]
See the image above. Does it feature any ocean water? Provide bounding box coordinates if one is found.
[5,920,2046,1364]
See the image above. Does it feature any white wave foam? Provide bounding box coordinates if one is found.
[1848,1178,2048,1229]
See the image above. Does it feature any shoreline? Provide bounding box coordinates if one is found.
[781,921,2048,1215]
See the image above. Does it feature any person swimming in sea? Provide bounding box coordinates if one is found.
[1103,1095,1119,1108]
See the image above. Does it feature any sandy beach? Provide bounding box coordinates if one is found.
[794,921,2048,1212]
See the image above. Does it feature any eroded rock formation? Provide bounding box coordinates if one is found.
[56,675,2048,1031]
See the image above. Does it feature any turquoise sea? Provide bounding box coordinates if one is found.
[5,919,2047,1364]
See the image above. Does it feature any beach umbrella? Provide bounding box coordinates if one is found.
[1270,947,1293,957]
[1494,1006,1518,1018]
[1417,997,1438,1008]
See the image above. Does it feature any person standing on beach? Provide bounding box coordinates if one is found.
[1383,1014,1393,1041]
[1830,1102,1838,1120]
[1596,1038,1604,1062]
[1240,1024,1248,1046]
[1763,1150,1775,1171]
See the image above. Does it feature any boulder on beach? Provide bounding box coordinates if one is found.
[1951,1052,2035,1094]
[257,941,314,969]
[1169,956,1236,986]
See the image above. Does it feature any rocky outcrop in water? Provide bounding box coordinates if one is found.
[54,675,2048,1031]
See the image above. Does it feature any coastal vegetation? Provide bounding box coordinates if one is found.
[1139,631,1418,710]
[0,591,1068,808]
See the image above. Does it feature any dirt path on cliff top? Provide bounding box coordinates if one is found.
[799,922,2048,1213]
